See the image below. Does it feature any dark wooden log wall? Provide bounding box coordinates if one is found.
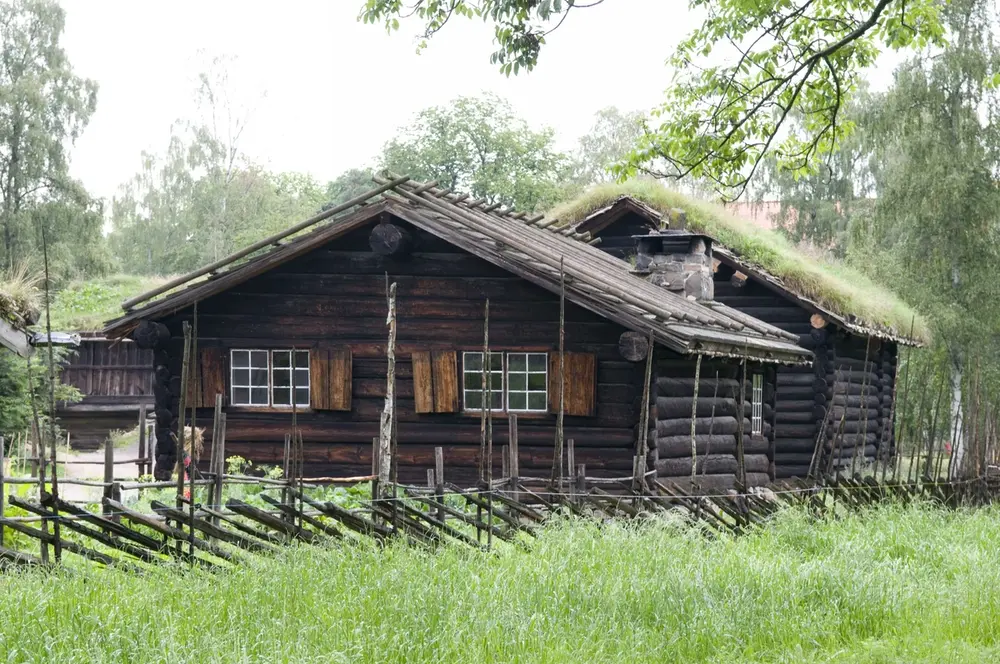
[588,209,902,480]
[151,218,647,484]
[57,338,154,451]
[649,356,776,490]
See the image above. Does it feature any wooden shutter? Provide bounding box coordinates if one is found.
[411,350,459,413]
[199,347,225,408]
[412,352,434,413]
[184,347,225,408]
[549,352,596,417]
[311,347,352,411]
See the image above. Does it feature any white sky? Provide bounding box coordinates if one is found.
[60,0,693,201]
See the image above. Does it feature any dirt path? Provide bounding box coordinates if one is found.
[59,441,141,503]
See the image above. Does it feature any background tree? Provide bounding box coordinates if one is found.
[380,93,572,211]
[362,0,946,197]
[0,0,104,280]
[572,106,645,185]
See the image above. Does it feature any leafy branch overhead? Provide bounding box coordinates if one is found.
[359,0,605,75]
[616,0,945,196]
[360,0,945,197]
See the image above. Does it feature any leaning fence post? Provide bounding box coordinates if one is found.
[508,414,520,497]
[566,438,576,496]
[137,403,148,477]
[0,435,5,546]
[576,463,586,499]
[103,435,115,519]
[434,446,445,524]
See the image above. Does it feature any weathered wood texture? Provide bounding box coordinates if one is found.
[57,338,154,450]
[158,220,645,480]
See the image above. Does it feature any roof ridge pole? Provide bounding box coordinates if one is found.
[121,175,411,311]
[379,177,739,331]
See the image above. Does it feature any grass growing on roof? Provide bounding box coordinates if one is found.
[47,274,172,331]
[1,504,1000,662]
[0,262,41,325]
[549,180,931,343]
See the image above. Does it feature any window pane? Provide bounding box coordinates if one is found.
[294,368,309,387]
[273,370,290,387]
[272,351,290,368]
[295,351,309,369]
[250,351,268,369]
[488,352,503,370]
[295,387,310,406]
[508,392,527,410]
[490,391,503,409]
[273,388,290,406]
[528,354,546,371]
[508,354,526,371]
[231,350,249,368]
[465,391,482,410]
[251,368,268,387]
[527,373,546,390]
[233,369,249,386]
[528,393,547,411]
[509,373,526,391]
[233,387,250,405]
[490,373,503,391]
[464,373,482,390]
[250,387,269,405]
[465,353,482,371]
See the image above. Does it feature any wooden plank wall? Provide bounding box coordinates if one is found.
[61,339,154,398]
[160,219,646,483]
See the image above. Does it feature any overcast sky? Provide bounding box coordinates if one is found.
[60,0,694,201]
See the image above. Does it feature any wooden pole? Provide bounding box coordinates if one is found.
[25,357,46,564]
[923,369,948,480]
[736,354,747,489]
[434,446,445,524]
[566,438,576,500]
[175,321,192,538]
[479,299,490,484]
[0,435,5,547]
[553,258,566,491]
[851,338,872,476]
[41,225,62,561]
[690,354,703,482]
[893,316,917,482]
[137,403,148,477]
[508,414,519,501]
[378,284,397,488]
[634,329,654,490]
[215,413,227,515]
[102,434,114,518]
[211,394,224,525]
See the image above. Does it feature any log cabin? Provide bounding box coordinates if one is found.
[57,334,153,450]
[102,177,811,489]
[549,191,925,478]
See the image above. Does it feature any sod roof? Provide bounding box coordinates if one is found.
[547,180,930,345]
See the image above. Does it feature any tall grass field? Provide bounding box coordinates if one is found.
[2,504,1000,663]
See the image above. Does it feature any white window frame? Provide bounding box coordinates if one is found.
[230,349,311,408]
[505,352,549,413]
[462,351,504,412]
[751,373,764,436]
[462,351,549,413]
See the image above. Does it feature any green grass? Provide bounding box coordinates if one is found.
[2,504,999,662]
[548,180,931,344]
[47,273,170,331]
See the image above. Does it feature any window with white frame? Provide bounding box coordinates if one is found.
[751,373,764,436]
[463,351,548,412]
[231,349,310,408]
[463,351,503,411]
[506,352,548,412]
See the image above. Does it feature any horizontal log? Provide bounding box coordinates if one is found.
[775,373,818,387]
[828,370,880,385]
[776,399,819,412]
[656,416,760,437]
[831,394,882,408]
[776,386,816,400]
[656,454,770,477]
[773,452,817,465]
[656,434,770,458]
[827,406,880,421]
[825,420,881,435]
[775,411,817,424]
[660,472,771,491]
[825,433,878,446]
[774,465,812,479]
[773,423,818,438]
[654,377,742,396]
[657,397,736,419]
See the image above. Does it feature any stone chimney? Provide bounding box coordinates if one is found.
[632,208,714,301]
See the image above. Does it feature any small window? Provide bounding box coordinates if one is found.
[462,351,548,413]
[463,351,503,411]
[751,373,763,436]
[507,352,548,412]
[231,349,310,408]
